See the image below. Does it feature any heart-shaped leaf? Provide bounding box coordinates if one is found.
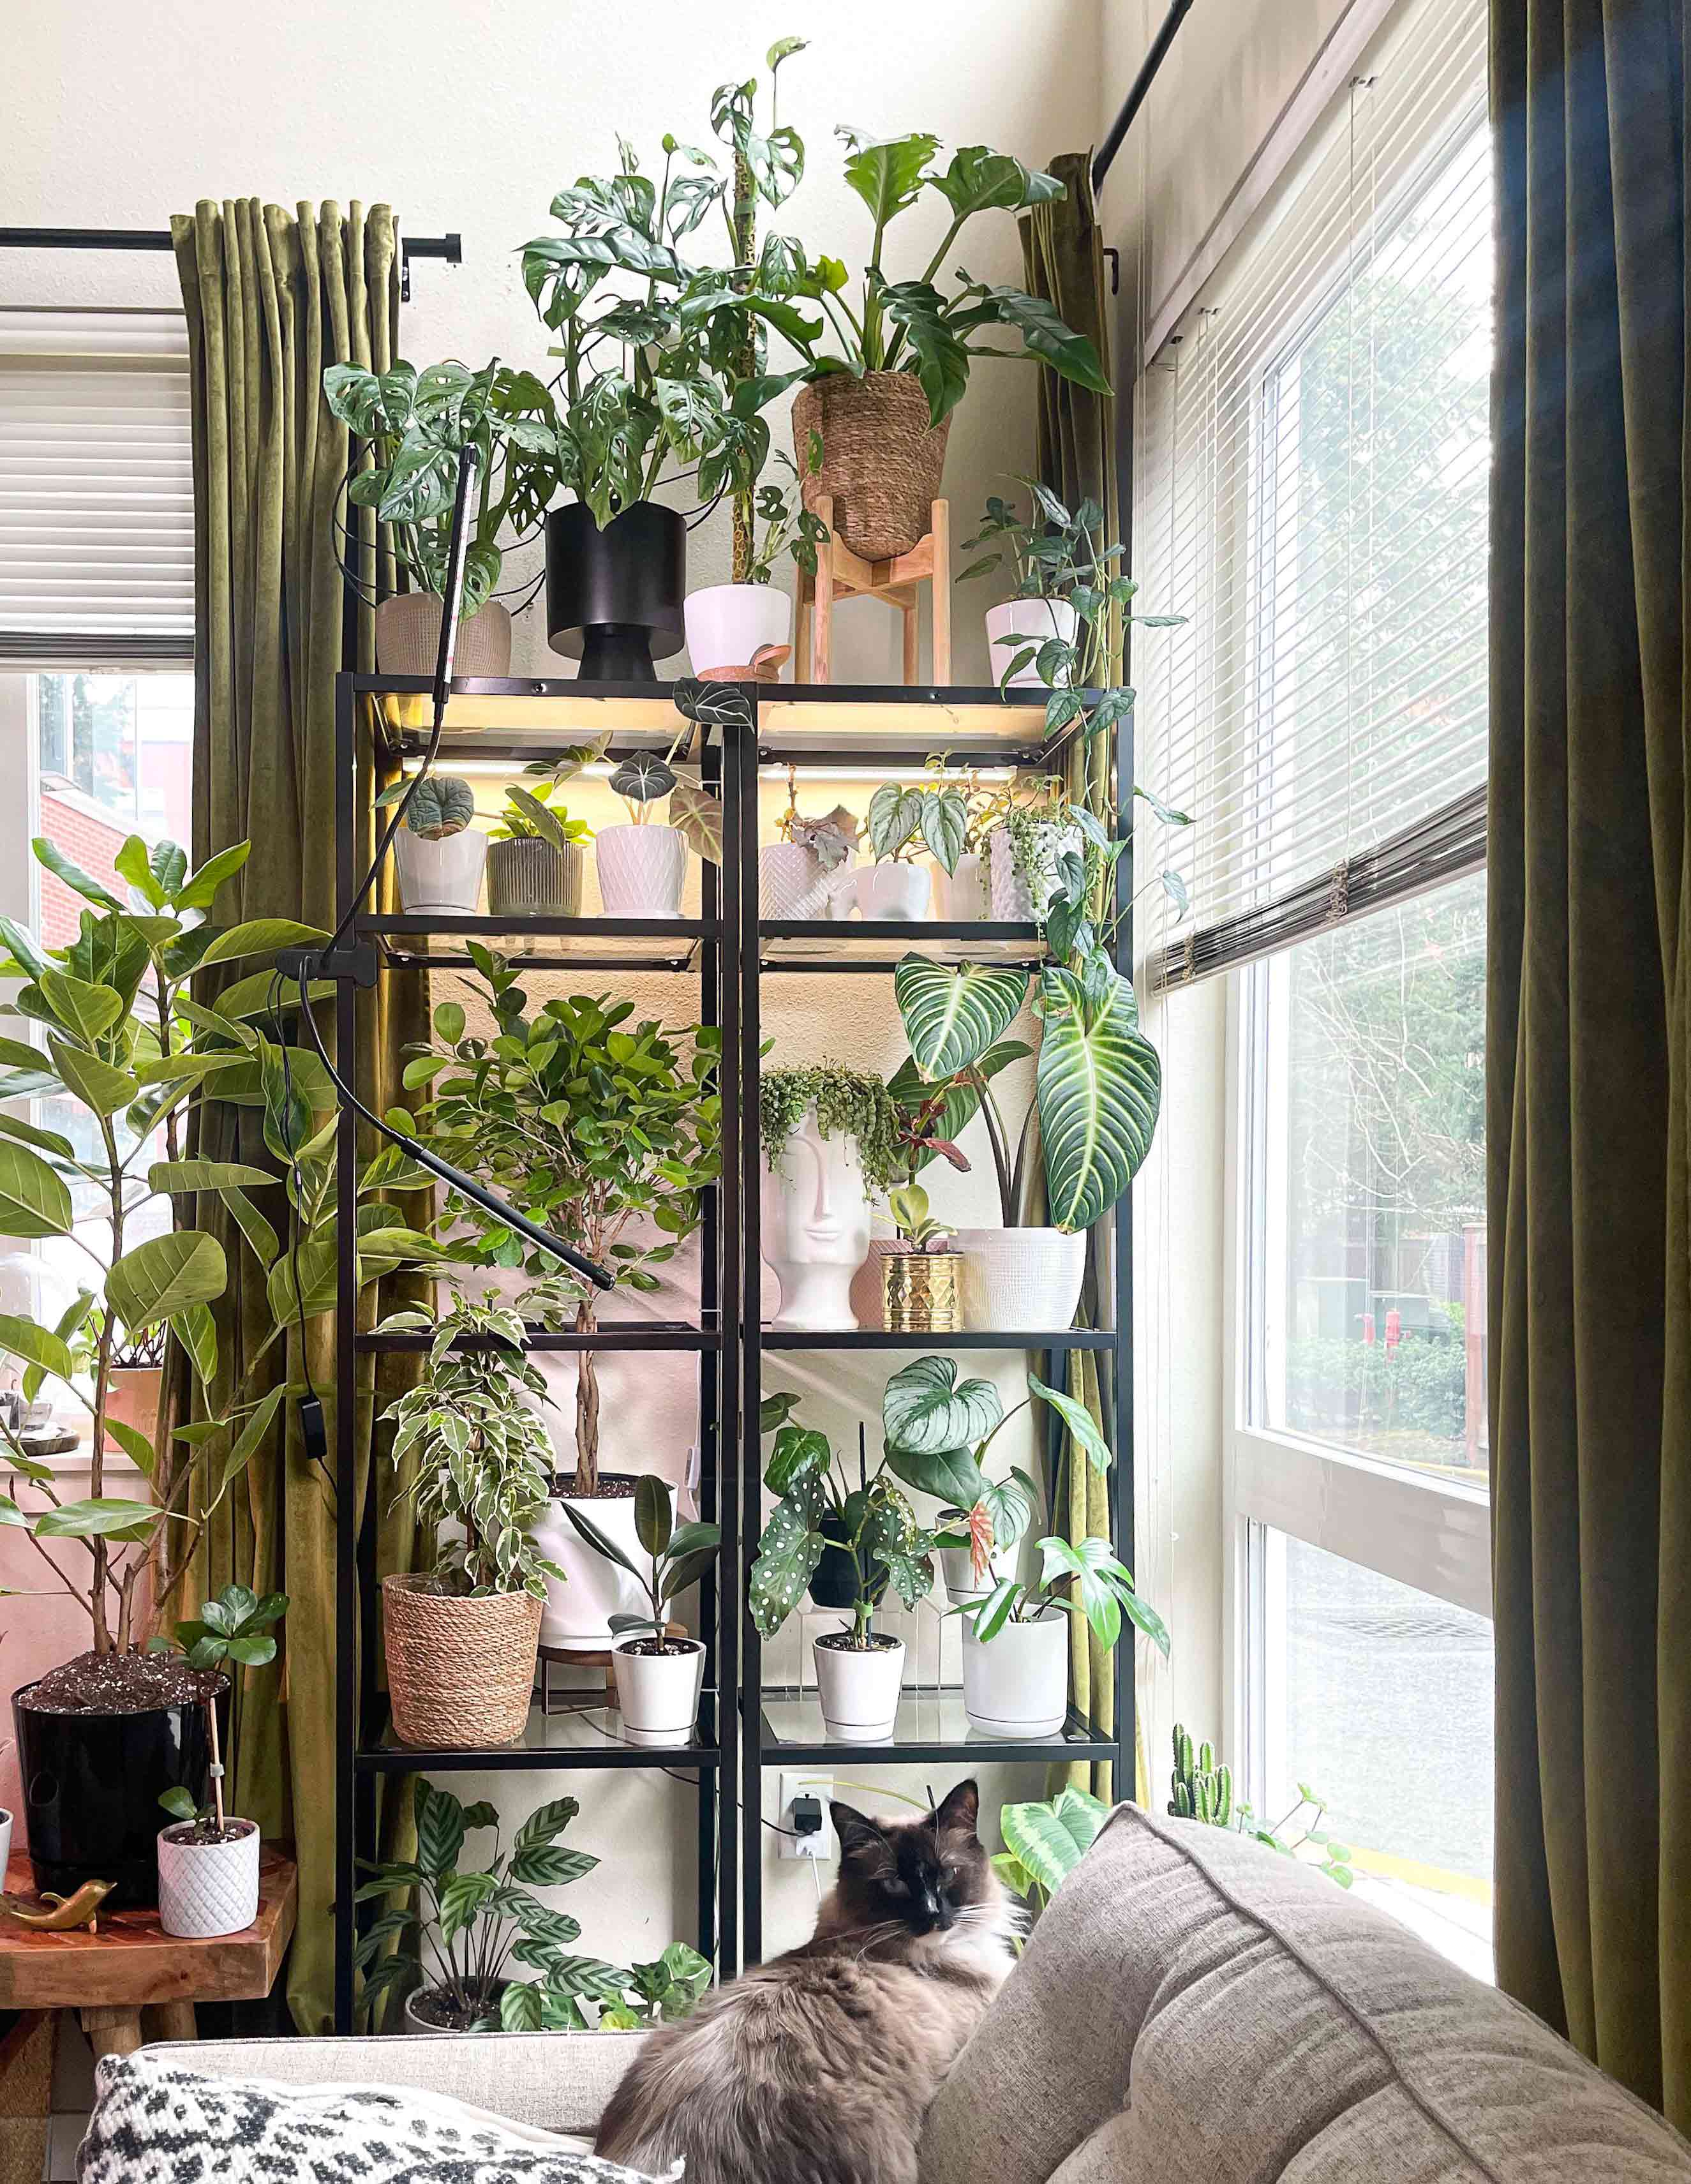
[893,955,1029,1078]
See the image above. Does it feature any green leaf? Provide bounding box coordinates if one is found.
[880,1440,985,1508]
[106,1231,227,1331]
[881,282,971,424]
[193,919,327,970]
[0,1141,75,1239]
[1035,962,1161,1230]
[158,1784,200,1822]
[916,786,969,874]
[998,1786,1110,1897]
[500,1982,544,2032]
[223,1187,279,1271]
[748,1484,824,1638]
[433,1001,466,1045]
[218,1383,287,1491]
[38,970,124,1044]
[48,1038,138,1119]
[972,285,1112,393]
[36,1496,158,1540]
[668,777,721,865]
[508,1843,599,1887]
[414,1779,466,1879]
[147,1160,278,1193]
[1027,1372,1114,1474]
[893,956,1029,1077]
[882,1354,1004,1455]
[103,1417,157,1477]
[176,841,252,911]
[31,837,124,911]
[514,1795,581,1850]
[764,1423,831,1495]
[840,128,939,230]
[930,145,1057,219]
[0,1314,73,1383]
[0,1111,75,1161]
[634,1474,673,1558]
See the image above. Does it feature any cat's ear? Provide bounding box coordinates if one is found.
[934,1778,981,1840]
[832,1801,893,1872]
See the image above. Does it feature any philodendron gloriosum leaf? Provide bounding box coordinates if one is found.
[1034,962,1161,1232]
[893,955,1029,1079]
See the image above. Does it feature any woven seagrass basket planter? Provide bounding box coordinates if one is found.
[792,373,951,560]
[382,1574,542,1749]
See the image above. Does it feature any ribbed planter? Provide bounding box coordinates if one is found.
[381,1576,541,1749]
[375,594,512,677]
[156,1819,261,1938]
[595,825,687,917]
[793,374,951,559]
[962,1608,1069,1738]
[487,837,583,916]
[952,1226,1087,1332]
[933,852,987,920]
[392,828,487,915]
[759,841,857,921]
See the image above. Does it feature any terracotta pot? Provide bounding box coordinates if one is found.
[375,594,512,677]
[793,374,950,559]
[105,1366,162,1449]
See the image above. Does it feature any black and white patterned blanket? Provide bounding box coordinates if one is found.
[78,2055,669,2184]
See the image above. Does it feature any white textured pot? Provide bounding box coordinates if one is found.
[685,582,791,678]
[813,1634,904,1742]
[938,1543,1017,1604]
[376,593,512,677]
[953,1227,1087,1332]
[392,828,487,915]
[533,1478,678,1650]
[760,841,857,921]
[596,825,687,916]
[0,1809,11,1878]
[156,1820,261,1938]
[985,599,1078,687]
[933,852,987,921]
[612,1636,706,1747]
[988,822,1085,922]
[858,864,932,920]
[962,1608,1068,1737]
[761,1105,873,1331]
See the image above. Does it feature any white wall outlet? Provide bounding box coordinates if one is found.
[779,1770,835,1860]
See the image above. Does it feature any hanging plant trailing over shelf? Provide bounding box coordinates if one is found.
[759,1065,905,1197]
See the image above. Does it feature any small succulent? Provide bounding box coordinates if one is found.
[378,773,476,841]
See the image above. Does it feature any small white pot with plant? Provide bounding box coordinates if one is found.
[987,795,1085,923]
[960,1531,1167,1739]
[485,780,590,916]
[858,775,970,921]
[384,774,486,915]
[761,800,859,921]
[563,1474,720,1746]
[153,1584,288,1938]
[685,445,828,680]
[962,482,1108,689]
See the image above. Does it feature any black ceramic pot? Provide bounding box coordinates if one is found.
[13,1679,223,1907]
[546,501,686,680]
[808,1515,861,1610]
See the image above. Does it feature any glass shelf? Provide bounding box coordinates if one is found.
[759,1325,1114,1350]
[359,1694,720,1772]
[357,1319,719,1354]
[759,1688,1118,1765]
[759,920,1045,971]
[359,913,708,973]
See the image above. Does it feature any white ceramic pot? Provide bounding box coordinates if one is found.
[392,828,487,915]
[938,1543,1018,1604]
[962,1608,1069,1737]
[376,593,512,677]
[988,823,1085,922]
[933,852,987,921]
[858,864,932,920]
[985,599,1078,687]
[953,1227,1088,1332]
[759,841,858,921]
[156,1819,261,1938]
[685,582,792,678]
[0,1809,11,1878]
[596,825,687,916]
[532,1478,678,1650]
[813,1634,904,1742]
[761,1104,873,1331]
[612,1636,706,1747]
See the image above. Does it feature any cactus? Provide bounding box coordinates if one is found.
[1169,1721,1234,1831]
[405,774,475,841]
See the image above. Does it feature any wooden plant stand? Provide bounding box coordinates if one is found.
[795,496,952,685]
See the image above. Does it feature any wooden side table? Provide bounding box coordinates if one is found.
[0,1848,297,2060]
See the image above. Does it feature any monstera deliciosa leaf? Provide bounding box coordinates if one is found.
[1034,962,1161,1233]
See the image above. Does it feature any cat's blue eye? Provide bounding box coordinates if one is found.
[939,1867,957,1889]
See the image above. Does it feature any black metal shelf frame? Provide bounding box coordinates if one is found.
[329,674,1133,2019]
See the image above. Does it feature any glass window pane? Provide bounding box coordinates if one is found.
[1262,1529,1493,1977]
[1254,872,1487,1485]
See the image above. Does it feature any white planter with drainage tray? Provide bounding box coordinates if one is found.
[937,1543,1017,1604]
[812,1631,904,1742]
[156,1816,262,1938]
[961,1606,1068,1739]
[611,1635,706,1747]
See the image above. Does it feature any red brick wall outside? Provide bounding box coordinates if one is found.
[38,792,131,952]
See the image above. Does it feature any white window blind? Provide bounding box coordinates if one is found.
[1135,0,1490,987]
[0,310,194,664]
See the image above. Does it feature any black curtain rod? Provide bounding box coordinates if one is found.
[1092,0,1196,192]
[0,227,461,303]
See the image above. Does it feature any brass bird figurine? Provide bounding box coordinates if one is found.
[1,1879,116,1933]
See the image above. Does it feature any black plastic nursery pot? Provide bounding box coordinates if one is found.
[12,1679,225,1907]
[808,1514,861,1610]
[546,500,686,680]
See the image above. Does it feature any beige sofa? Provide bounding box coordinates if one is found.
[170,1804,1691,2180]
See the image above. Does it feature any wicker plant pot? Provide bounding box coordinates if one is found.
[487,837,583,916]
[792,373,951,559]
[375,594,512,677]
[382,1574,541,1749]
[883,1248,964,1334]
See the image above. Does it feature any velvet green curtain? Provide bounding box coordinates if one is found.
[1488,10,1691,2127]
[170,200,426,2033]
[1021,153,1145,1806]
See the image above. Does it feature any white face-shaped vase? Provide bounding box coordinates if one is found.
[761,1105,873,1331]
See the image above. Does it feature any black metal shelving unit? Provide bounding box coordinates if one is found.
[329,673,1133,2022]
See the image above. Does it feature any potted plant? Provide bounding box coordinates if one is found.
[759,795,858,921]
[378,773,485,915]
[987,781,1085,922]
[758,1065,902,1330]
[91,1315,164,1451]
[992,1783,1111,1913]
[959,1530,1166,1739]
[0,832,373,1903]
[770,138,1110,557]
[375,1283,574,1747]
[859,776,969,920]
[749,1393,944,1742]
[562,1475,720,1746]
[1166,1724,1355,1887]
[879,1183,963,1335]
[152,1584,287,1938]
[322,357,559,675]
[685,445,828,680]
[960,483,1106,687]
[485,781,590,916]
[355,1779,643,2032]
[415,961,720,1648]
[925,767,1012,920]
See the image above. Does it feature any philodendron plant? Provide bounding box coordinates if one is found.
[866,778,968,872]
[527,680,747,867]
[993,1783,1111,1911]
[958,1530,1168,1659]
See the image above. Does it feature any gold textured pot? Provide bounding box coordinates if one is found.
[883,1250,964,1335]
